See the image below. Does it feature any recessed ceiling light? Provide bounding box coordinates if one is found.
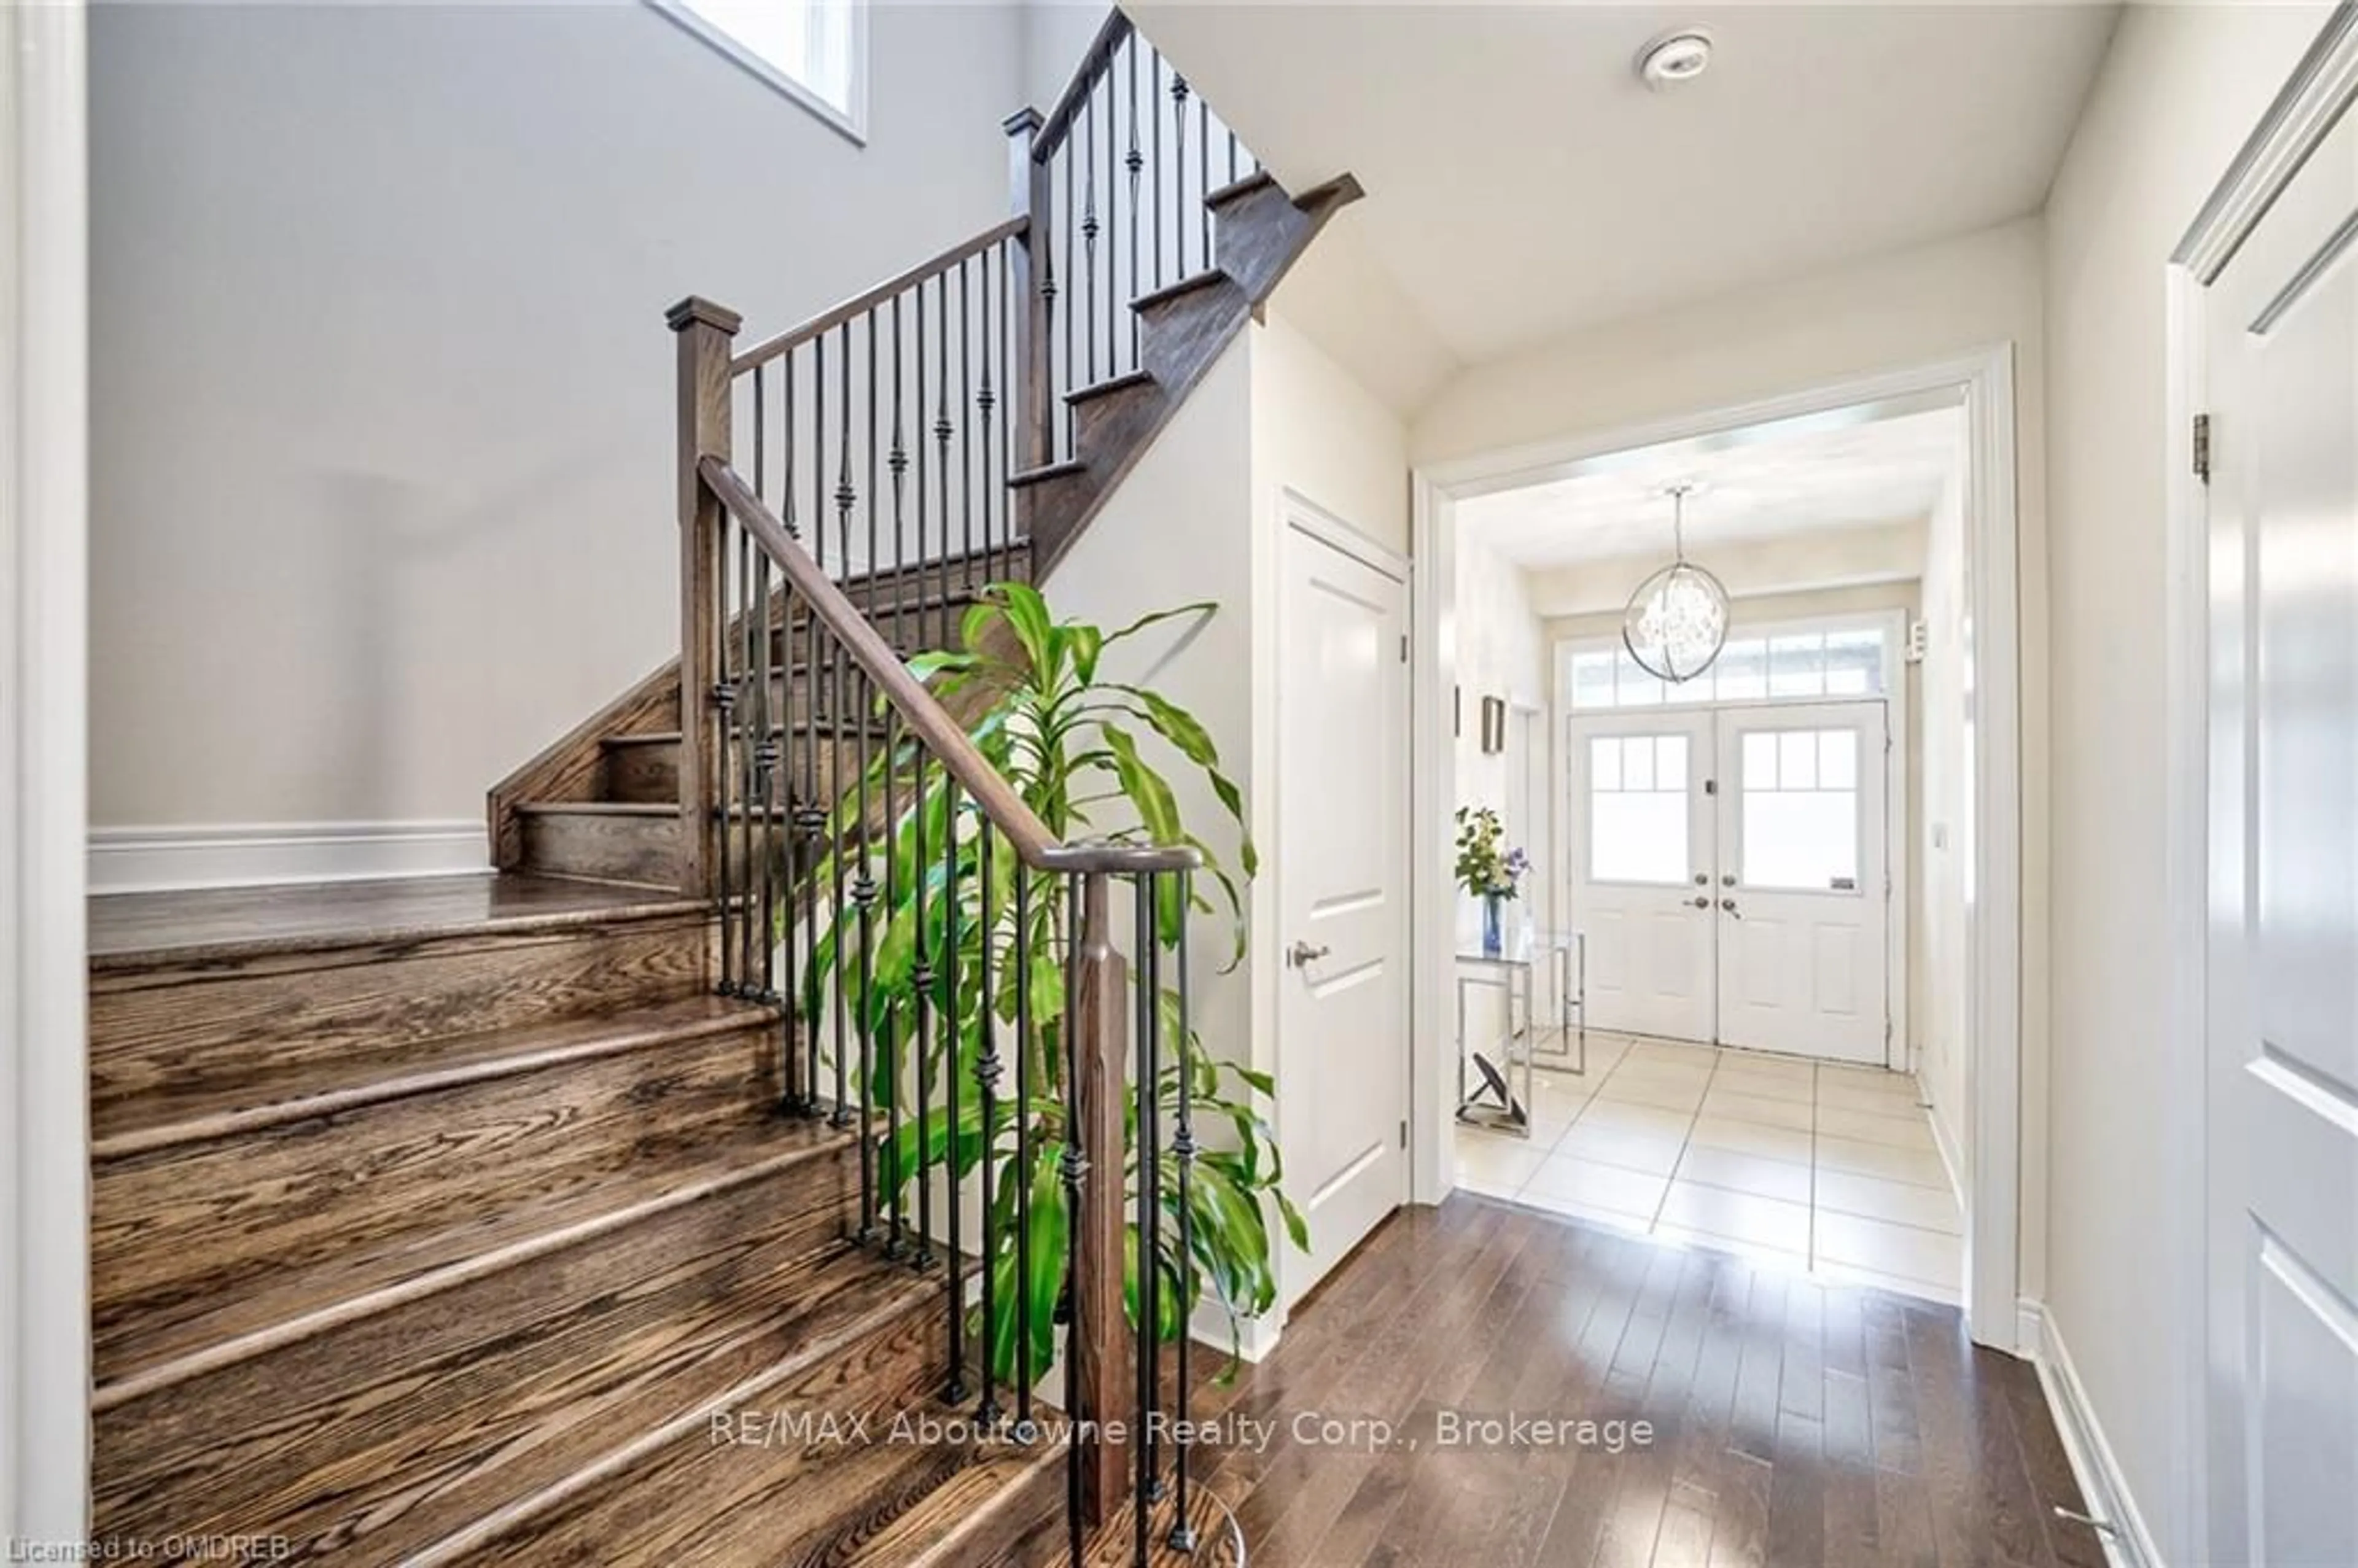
[1637,28,1714,92]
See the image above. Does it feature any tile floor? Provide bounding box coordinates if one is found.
[1454,1030,1965,1303]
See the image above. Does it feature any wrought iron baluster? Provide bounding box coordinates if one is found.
[911,740,936,1270]
[943,780,968,1403]
[974,821,1002,1429]
[803,341,828,1117]
[853,662,878,1244]
[715,513,742,996]
[1062,132,1076,459]
[934,271,955,655]
[1151,50,1165,290]
[748,367,772,1012]
[882,704,903,1258]
[1198,96,1210,271]
[1081,80,1099,394]
[1127,37,1143,362]
[890,295,908,664]
[778,358,800,1106]
[1228,126,1240,187]
[962,258,978,591]
[866,310,880,628]
[1171,72,1191,280]
[1013,861,1036,1437]
[1167,870,1197,1550]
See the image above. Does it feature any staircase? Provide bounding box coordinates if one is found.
[90,9,1345,1566]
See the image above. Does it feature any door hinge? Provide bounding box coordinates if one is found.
[1703,777,1718,796]
[2193,413,2212,483]
[1399,1119,1409,1150]
[1399,633,1411,664]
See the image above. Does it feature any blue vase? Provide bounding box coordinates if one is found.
[1481,894,1504,957]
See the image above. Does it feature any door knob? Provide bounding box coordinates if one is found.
[1720,898,1742,918]
[1692,872,1709,887]
[1288,940,1331,968]
[1689,896,1711,909]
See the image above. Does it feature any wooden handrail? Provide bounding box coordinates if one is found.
[1032,7,1136,159]
[729,214,1030,376]
[696,456,1196,877]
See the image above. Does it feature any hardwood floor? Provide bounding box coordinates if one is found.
[1181,1194,2105,1568]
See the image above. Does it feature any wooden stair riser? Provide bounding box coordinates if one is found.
[1068,375,1159,454]
[89,913,712,1133]
[95,1142,880,1564]
[518,809,820,890]
[93,1015,793,1378]
[471,1300,1003,1566]
[600,728,861,809]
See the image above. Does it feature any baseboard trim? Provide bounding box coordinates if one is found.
[2018,1299,2160,1568]
[88,820,491,893]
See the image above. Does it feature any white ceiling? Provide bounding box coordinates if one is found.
[1132,2,2118,362]
[1455,403,1964,568]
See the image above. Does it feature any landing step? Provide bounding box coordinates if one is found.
[88,871,702,972]
[1132,266,1229,313]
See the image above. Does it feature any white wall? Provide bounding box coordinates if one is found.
[1524,519,1927,619]
[2040,5,2333,1558]
[1414,215,2054,1305]
[88,1,1027,844]
[1452,528,1546,933]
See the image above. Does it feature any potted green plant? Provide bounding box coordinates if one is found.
[1454,805,1528,957]
[800,583,1304,1388]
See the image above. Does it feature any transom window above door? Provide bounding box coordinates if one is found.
[1566,621,1889,710]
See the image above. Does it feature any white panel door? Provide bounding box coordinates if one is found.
[1278,512,1409,1305]
[1568,713,1716,1041]
[1714,703,1889,1062]
[2202,95,2358,1567]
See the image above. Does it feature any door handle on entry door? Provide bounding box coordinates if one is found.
[1721,898,1743,918]
[1288,940,1331,968]
[1688,896,1711,909]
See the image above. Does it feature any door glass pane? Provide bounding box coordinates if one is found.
[1820,729,1859,789]
[1622,735,1656,790]
[1589,734,1621,791]
[1738,726,1861,891]
[1714,638,1767,701]
[1589,731,1689,884]
[1778,731,1818,790]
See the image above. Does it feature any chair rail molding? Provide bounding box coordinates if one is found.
[3,0,93,1540]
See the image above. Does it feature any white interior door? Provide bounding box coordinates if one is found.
[2201,94,2358,1567]
[1278,510,1409,1304]
[1568,713,1716,1041]
[1713,703,1890,1062]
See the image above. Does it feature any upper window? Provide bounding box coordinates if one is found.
[652,0,866,140]
[1565,621,1889,711]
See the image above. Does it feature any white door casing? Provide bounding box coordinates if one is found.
[1567,711,1717,1042]
[1714,702,1891,1062]
[2199,82,2358,1568]
[1278,503,1411,1305]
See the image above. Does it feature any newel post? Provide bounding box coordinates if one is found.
[1003,109,1053,505]
[1070,871,1134,1526]
[667,295,742,901]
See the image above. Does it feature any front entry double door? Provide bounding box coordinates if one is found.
[1571,701,1889,1063]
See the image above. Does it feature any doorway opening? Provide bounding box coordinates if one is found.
[1415,362,2021,1340]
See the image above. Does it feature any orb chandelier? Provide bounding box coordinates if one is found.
[1621,483,1729,684]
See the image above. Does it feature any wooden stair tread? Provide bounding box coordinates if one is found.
[92,991,779,1154]
[1204,167,1277,209]
[478,1372,1068,1568]
[1009,457,1089,489]
[1065,368,1155,407]
[97,1112,847,1400]
[103,1230,933,1568]
[598,719,895,750]
[1132,266,1229,313]
[89,871,704,971]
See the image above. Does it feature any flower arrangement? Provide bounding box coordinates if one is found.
[1453,806,1529,900]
